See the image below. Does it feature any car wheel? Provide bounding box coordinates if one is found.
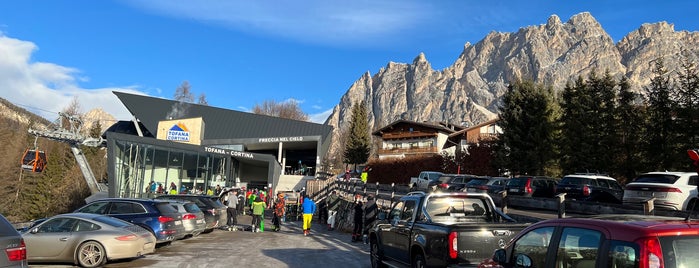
[370,241,387,268]
[412,253,426,268]
[687,199,699,211]
[76,241,106,268]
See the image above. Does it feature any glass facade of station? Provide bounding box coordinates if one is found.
[111,138,232,198]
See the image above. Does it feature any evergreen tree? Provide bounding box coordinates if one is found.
[615,77,646,181]
[644,59,678,170]
[343,101,371,171]
[674,55,699,160]
[559,77,590,173]
[496,80,558,176]
[596,71,619,173]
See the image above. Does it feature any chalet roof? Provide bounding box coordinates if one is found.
[444,118,500,148]
[371,119,463,136]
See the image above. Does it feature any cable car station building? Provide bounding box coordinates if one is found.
[104,92,333,199]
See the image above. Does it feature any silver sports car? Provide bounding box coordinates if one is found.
[21,213,156,268]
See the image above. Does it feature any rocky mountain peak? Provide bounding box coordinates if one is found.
[638,21,676,37]
[83,108,116,136]
[324,12,698,160]
[413,52,427,64]
[546,14,562,27]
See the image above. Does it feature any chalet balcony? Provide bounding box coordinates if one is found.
[380,131,437,140]
[467,133,499,143]
[377,147,439,155]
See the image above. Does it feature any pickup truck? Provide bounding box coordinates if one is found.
[409,171,443,190]
[368,192,530,268]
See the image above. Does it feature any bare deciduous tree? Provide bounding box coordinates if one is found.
[252,99,308,121]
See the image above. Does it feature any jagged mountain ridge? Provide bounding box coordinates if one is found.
[324,12,699,157]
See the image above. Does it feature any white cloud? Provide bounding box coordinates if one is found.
[311,105,322,110]
[123,0,434,46]
[309,108,333,124]
[0,34,142,122]
[282,98,304,105]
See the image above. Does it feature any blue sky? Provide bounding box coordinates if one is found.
[0,1,697,124]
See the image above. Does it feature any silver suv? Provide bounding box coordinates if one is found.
[0,214,27,267]
[623,172,699,210]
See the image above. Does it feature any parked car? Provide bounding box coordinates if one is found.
[434,174,481,192]
[74,198,185,245]
[168,200,206,238]
[555,173,624,203]
[369,192,529,267]
[155,194,227,232]
[410,171,444,190]
[0,213,27,267]
[623,171,699,211]
[21,213,155,268]
[480,214,699,268]
[464,176,510,194]
[506,176,558,198]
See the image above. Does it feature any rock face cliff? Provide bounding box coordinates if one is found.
[324,12,699,157]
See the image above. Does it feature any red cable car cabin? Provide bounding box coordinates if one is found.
[21,149,47,172]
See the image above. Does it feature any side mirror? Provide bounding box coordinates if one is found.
[493,248,507,263]
[30,227,39,234]
[514,253,532,268]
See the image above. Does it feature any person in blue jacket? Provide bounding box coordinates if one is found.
[301,194,317,236]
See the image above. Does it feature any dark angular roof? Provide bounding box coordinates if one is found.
[113,91,332,141]
[371,119,462,136]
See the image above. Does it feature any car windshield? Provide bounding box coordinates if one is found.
[437,176,453,183]
[465,178,489,186]
[633,174,679,184]
[425,196,490,222]
[508,178,529,187]
[155,202,180,214]
[183,203,202,213]
[560,177,589,185]
[659,236,699,267]
[92,215,132,227]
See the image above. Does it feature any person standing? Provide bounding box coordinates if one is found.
[272,193,285,232]
[169,182,178,195]
[301,194,317,236]
[226,190,238,230]
[326,190,340,231]
[237,190,245,216]
[251,196,265,232]
[352,200,364,242]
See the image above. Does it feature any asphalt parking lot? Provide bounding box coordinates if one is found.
[31,214,371,268]
[25,207,557,268]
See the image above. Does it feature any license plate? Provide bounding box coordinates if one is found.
[197,219,204,224]
[175,220,182,225]
[637,191,653,197]
[510,189,519,193]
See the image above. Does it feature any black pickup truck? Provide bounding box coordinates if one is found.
[368,192,530,268]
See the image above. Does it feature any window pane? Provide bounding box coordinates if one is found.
[607,241,638,268]
[555,227,601,268]
[513,227,554,268]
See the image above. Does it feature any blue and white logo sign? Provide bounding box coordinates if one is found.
[166,123,190,142]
